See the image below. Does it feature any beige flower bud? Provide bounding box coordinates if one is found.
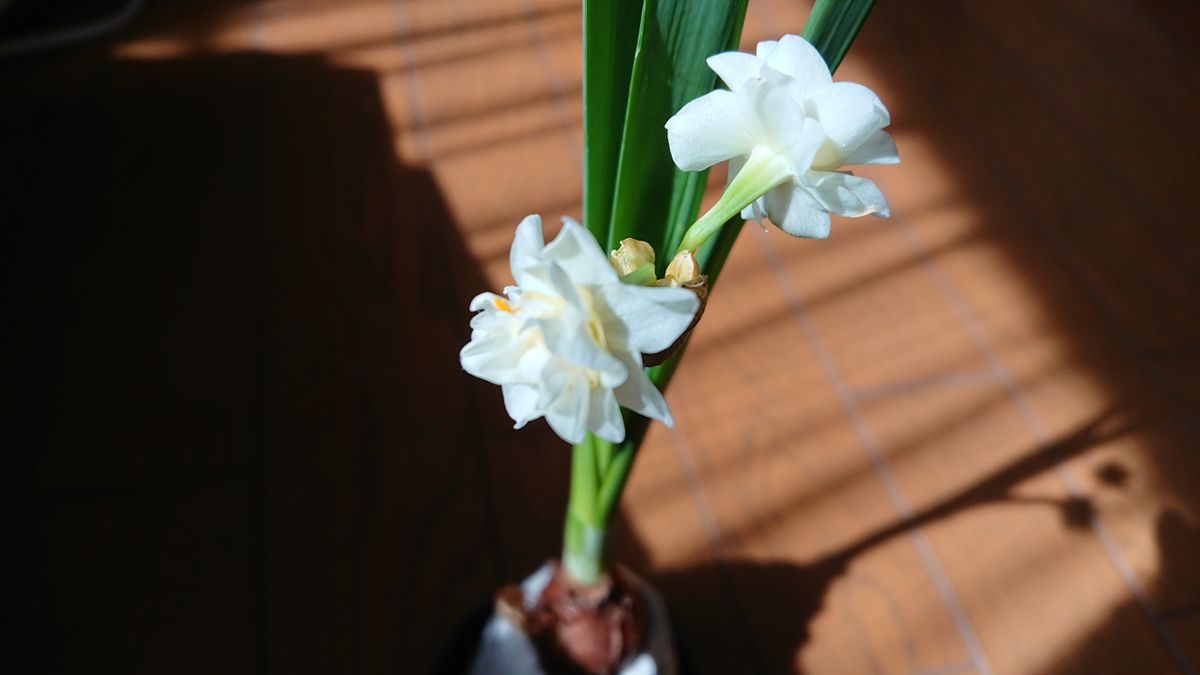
[608,238,656,277]
[643,251,708,367]
[663,250,702,286]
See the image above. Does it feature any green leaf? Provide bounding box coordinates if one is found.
[582,0,644,245]
[605,0,749,268]
[580,0,882,540]
[801,0,877,73]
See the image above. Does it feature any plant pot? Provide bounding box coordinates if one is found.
[468,562,676,675]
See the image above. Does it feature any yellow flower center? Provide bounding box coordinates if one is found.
[586,317,606,349]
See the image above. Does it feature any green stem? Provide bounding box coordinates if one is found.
[596,441,636,523]
[562,510,606,585]
[676,145,794,253]
[563,435,604,584]
[595,411,651,524]
[561,416,651,585]
[595,433,615,477]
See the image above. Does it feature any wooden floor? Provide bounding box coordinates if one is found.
[3,1,1198,673]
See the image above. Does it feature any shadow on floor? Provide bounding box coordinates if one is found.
[605,407,1164,674]
[0,29,568,673]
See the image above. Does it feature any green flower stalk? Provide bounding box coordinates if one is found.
[457,0,888,588]
[557,1,890,588]
[677,145,795,253]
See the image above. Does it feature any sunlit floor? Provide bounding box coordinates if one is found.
[6,0,1199,673]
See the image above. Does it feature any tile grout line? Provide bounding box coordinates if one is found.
[891,214,1196,675]
[388,1,433,164]
[666,420,770,672]
[850,368,999,404]
[754,229,994,675]
[666,424,729,564]
[519,0,583,167]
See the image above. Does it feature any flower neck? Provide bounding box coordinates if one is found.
[676,145,795,253]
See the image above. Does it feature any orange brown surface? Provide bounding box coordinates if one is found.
[3,1,1198,674]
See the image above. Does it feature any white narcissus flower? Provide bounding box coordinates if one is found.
[459,215,700,445]
[667,34,898,244]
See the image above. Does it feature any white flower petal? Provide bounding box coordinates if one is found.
[741,201,764,222]
[469,292,497,312]
[534,316,626,384]
[502,383,542,429]
[806,171,890,218]
[666,89,755,171]
[543,217,619,286]
[750,78,825,171]
[510,214,545,287]
[515,345,551,381]
[542,364,590,444]
[758,34,831,94]
[598,283,698,355]
[533,261,586,312]
[707,51,761,90]
[460,328,529,384]
[809,82,890,169]
[588,387,625,444]
[764,183,832,239]
[612,352,673,426]
[842,129,900,166]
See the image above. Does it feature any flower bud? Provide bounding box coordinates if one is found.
[608,238,656,277]
[643,252,708,367]
[663,250,702,286]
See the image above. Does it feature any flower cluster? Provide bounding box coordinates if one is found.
[667,34,897,241]
[462,35,896,446]
[460,216,700,444]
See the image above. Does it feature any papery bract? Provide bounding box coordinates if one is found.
[666,34,897,239]
[460,215,700,444]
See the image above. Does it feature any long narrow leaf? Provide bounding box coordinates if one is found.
[801,0,876,73]
[599,0,883,528]
[582,0,644,244]
[605,0,749,265]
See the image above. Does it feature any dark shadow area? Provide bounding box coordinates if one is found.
[1042,509,1200,675]
[0,8,568,675]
